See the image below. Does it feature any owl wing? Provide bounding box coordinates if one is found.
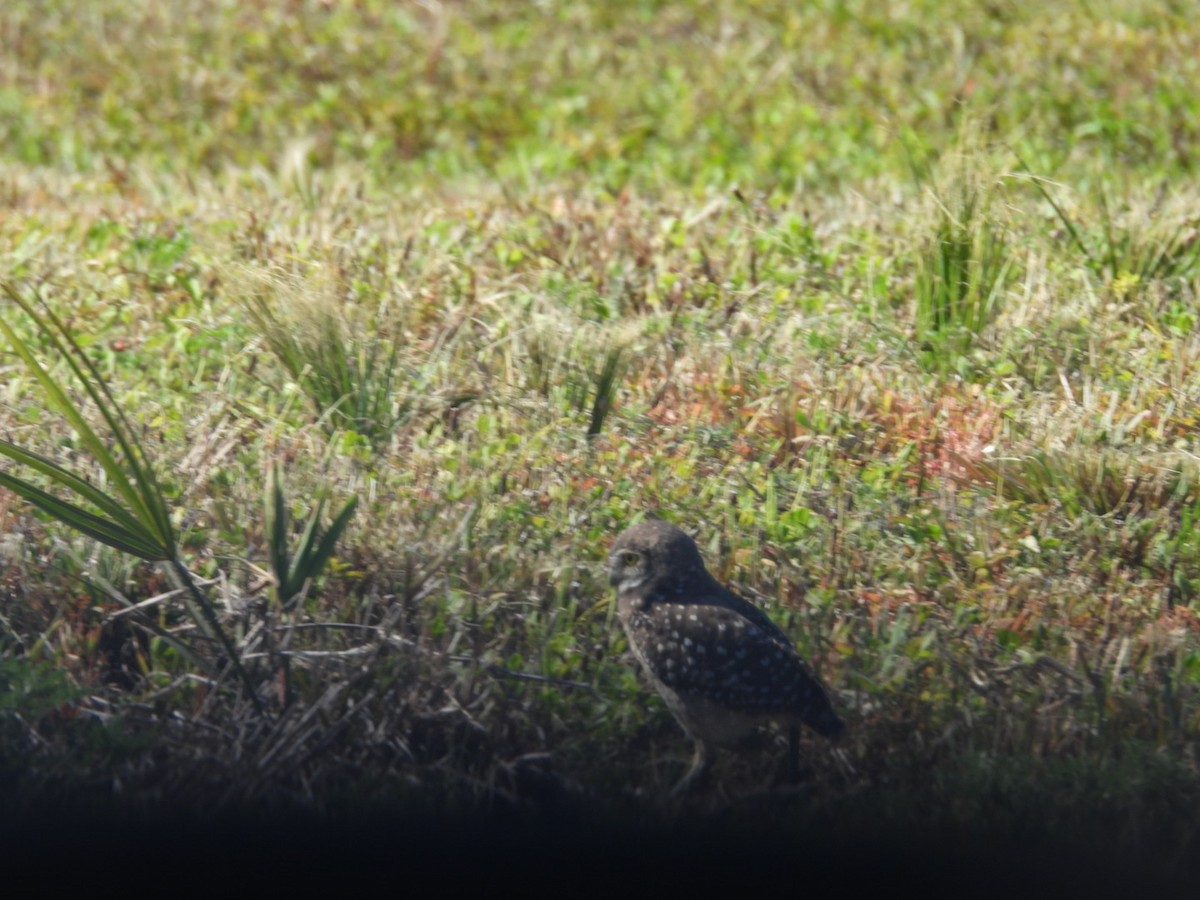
[629,598,843,738]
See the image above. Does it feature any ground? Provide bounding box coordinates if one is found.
[2,0,1200,884]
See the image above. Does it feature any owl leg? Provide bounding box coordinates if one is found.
[670,738,714,796]
[786,724,800,783]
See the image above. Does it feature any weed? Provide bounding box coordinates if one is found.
[0,284,259,707]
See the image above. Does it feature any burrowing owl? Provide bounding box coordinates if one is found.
[608,519,843,791]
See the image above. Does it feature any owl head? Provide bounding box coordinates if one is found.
[607,519,708,600]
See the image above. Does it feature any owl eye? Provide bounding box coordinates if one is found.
[620,550,640,567]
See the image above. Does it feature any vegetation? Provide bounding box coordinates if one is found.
[2,0,1200,879]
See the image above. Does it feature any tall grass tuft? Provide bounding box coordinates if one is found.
[913,175,1014,372]
[0,283,261,708]
[245,290,416,450]
[906,128,1016,374]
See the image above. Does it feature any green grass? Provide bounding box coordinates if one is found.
[3,0,1200,873]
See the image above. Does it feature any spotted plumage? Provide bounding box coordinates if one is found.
[608,518,843,790]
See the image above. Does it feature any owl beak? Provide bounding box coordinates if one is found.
[606,557,621,587]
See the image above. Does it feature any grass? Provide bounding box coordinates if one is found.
[911,134,1016,374]
[3,0,1200,880]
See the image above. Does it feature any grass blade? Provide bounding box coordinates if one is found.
[0,470,168,558]
[0,439,153,538]
[297,495,358,590]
